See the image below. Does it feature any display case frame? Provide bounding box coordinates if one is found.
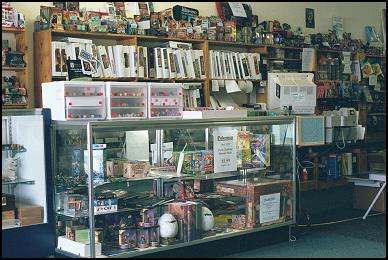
[52,116,296,258]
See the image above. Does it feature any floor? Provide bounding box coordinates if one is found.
[222,210,386,258]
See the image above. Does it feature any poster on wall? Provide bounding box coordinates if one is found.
[305,8,315,28]
[213,128,238,173]
[332,16,344,40]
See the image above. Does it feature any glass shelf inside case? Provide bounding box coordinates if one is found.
[52,116,296,257]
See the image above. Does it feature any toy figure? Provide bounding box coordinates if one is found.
[2,157,18,181]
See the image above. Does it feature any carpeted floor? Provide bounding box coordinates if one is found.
[221,212,386,258]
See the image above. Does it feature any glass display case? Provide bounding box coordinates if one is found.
[52,116,296,258]
[2,109,55,258]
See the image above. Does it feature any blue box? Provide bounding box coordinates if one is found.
[327,154,341,180]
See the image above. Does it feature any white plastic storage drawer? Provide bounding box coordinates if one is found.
[66,97,105,107]
[148,83,183,119]
[106,82,148,120]
[42,81,106,120]
[66,107,106,120]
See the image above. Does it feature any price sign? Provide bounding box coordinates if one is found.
[213,129,237,173]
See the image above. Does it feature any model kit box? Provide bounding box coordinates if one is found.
[123,161,150,178]
[216,178,293,228]
[167,201,202,241]
[245,179,293,228]
[106,158,127,177]
[215,180,248,197]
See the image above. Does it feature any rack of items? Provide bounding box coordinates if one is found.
[2,3,31,109]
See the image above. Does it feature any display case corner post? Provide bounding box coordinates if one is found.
[86,122,96,258]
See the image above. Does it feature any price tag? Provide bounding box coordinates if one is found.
[213,129,237,173]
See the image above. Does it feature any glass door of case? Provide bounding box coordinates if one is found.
[2,109,54,258]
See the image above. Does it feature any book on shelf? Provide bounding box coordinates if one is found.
[154,47,163,78]
[185,50,196,79]
[128,45,137,77]
[107,46,117,77]
[161,48,170,79]
[112,45,126,77]
[137,46,148,78]
[97,45,113,77]
[166,48,177,78]
[148,47,156,78]
[173,49,182,78]
[51,41,68,77]
[121,45,131,78]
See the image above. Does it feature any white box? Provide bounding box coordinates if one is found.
[201,110,247,119]
[106,82,148,120]
[325,115,342,127]
[57,236,101,257]
[42,81,106,121]
[182,111,203,119]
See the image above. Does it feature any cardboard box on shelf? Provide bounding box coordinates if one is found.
[17,205,44,226]
[367,151,386,171]
[353,185,386,213]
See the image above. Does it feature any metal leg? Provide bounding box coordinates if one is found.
[362,181,386,220]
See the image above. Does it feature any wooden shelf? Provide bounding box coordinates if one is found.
[137,35,205,43]
[2,66,26,71]
[316,49,343,54]
[51,29,136,40]
[51,76,205,82]
[316,79,351,82]
[208,40,261,48]
[2,27,25,34]
[265,45,303,50]
[2,104,27,109]
[364,54,386,59]
[268,58,301,61]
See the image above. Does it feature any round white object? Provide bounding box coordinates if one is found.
[158,213,178,238]
[202,207,214,231]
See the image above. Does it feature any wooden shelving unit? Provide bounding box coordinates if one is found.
[2,26,31,109]
[34,29,269,108]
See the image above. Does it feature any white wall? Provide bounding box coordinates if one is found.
[9,2,386,107]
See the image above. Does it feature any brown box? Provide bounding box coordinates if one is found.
[17,205,43,219]
[19,216,43,226]
[106,159,127,177]
[353,185,386,213]
[245,179,293,228]
[215,180,248,197]
[123,161,150,178]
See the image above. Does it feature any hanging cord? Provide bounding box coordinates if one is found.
[296,212,384,227]
[335,128,346,150]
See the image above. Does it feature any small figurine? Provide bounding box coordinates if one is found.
[2,157,18,181]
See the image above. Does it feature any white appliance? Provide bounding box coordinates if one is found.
[267,73,316,114]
